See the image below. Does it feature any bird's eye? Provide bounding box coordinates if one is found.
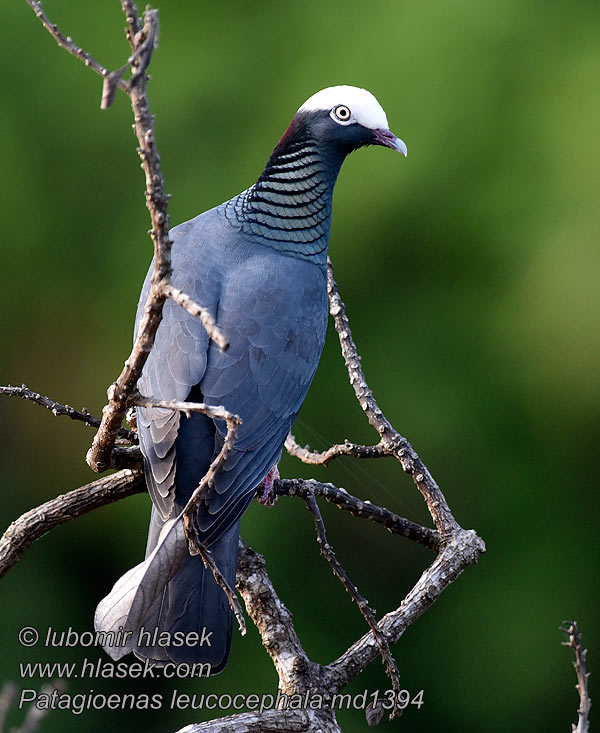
[331,105,352,124]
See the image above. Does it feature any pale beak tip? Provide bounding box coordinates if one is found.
[374,128,407,156]
[395,137,408,157]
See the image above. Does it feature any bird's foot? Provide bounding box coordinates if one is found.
[257,464,280,507]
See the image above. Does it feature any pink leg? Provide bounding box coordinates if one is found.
[257,463,280,507]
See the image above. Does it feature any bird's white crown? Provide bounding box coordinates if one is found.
[298,86,390,131]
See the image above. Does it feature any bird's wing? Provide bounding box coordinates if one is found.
[135,216,221,519]
[193,248,328,544]
[136,211,328,535]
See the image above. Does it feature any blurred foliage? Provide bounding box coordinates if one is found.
[1,1,599,731]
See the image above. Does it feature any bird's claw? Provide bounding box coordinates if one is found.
[257,464,280,507]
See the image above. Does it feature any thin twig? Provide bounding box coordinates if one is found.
[276,478,440,551]
[303,490,403,720]
[24,1,126,93]
[101,30,152,109]
[25,1,176,473]
[195,542,246,636]
[0,385,138,443]
[182,430,240,544]
[163,284,228,351]
[173,402,244,630]
[131,396,243,533]
[561,621,591,733]
[285,432,386,466]
[132,395,236,423]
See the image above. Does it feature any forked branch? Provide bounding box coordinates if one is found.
[24,0,227,474]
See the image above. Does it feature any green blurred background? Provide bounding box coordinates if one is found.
[1,1,598,730]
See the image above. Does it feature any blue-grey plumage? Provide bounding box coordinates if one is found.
[94,85,405,673]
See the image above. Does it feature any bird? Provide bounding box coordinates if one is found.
[95,85,406,674]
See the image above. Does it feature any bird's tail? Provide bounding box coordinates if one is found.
[94,512,238,675]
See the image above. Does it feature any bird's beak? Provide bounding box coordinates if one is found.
[373,128,407,156]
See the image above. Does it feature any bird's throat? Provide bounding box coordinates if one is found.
[221,135,343,261]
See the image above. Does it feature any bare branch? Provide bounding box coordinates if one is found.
[0,385,137,443]
[132,395,237,424]
[120,0,142,38]
[276,477,440,551]
[561,621,591,733]
[25,1,178,473]
[0,470,145,579]
[303,491,402,719]
[79,4,229,472]
[285,432,386,466]
[236,539,318,695]
[176,708,342,733]
[176,412,241,553]
[0,411,482,730]
[0,461,310,701]
[195,541,246,637]
[326,257,395,442]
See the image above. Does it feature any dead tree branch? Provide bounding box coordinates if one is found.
[25,0,125,92]
[125,394,246,631]
[0,470,145,580]
[193,537,247,636]
[162,284,227,350]
[561,621,591,733]
[285,433,387,466]
[25,0,227,474]
[84,4,177,473]
[276,477,440,551]
[0,386,483,729]
[175,708,342,733]
[0,427,479,729]
[0,385,137,443]
[236,538,318,695]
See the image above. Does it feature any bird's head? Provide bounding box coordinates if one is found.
[275,85,407,162]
